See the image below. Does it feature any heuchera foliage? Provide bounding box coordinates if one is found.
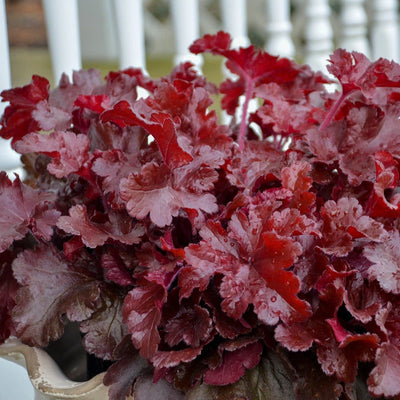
[2,31,400,399]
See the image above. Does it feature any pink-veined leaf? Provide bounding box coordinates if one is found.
[120,162,217,227]
[14,130,91,178]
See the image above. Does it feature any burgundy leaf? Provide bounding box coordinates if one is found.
[122,280,167,358]
[80,289,126,360]
[164,305,212,347]
[103,351,149,400]
[0,251,19,343]
[12,245,102,346]
[0,172,59,252]
[101,252,135,287]
[151,347,203,370]
[274,323,315,352]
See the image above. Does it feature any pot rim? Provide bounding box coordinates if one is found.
[0,337,107,398]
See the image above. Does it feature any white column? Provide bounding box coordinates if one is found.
[304,0,334,73]
[0,0,21,175]
[42,0,82,82]
[220,0,249,48]
[0,0,11,106]
[113,0,146,71]
[264,0,294,58]
[170,0,203,71]
[339,0,370,57]
[370,0,399,61]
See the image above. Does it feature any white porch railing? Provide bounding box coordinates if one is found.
[0,0,400,173]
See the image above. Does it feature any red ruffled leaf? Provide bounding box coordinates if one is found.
[0,75,49,143]
[101,100,193,168]
[366,151,400,218]
[190,31,302,149]
[320,197,387,257]
[74,94,110,114]
[322,49,400,128]
[254,232,311,321]
[203,341,263,386]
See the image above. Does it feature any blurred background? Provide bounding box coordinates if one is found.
[4,0,351,87]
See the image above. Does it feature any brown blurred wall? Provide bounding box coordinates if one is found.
[5,0,47,47]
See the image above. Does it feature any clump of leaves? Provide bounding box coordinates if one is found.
[1,31,400,399]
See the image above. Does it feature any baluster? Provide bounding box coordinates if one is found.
[304,0,334,73]
[339,0,370,56]
[42,0,82,82]
[113,0,146,71]
[0,0,22,175]
[170,0,202,71]
[0,0,10,109]
[264,0,294,58]
[370,0,399,61]
[220,0,250,48]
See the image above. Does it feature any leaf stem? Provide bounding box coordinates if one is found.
[319,91,349,131]
[238,79,255,151]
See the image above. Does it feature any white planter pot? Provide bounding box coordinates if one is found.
[0,337,110,400]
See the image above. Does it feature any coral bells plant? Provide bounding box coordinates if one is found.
[2,31,400,399]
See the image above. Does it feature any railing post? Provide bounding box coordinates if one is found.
[113,0,146,71]
[370,0,399,61]
[304,0,334,73]
[0,0,10,107]
[264,0,294,58]
[220,0,249,48]
[170,0,202,71]
[42,0,82,82]
[0,0,22,175]
[339,0,370,57]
